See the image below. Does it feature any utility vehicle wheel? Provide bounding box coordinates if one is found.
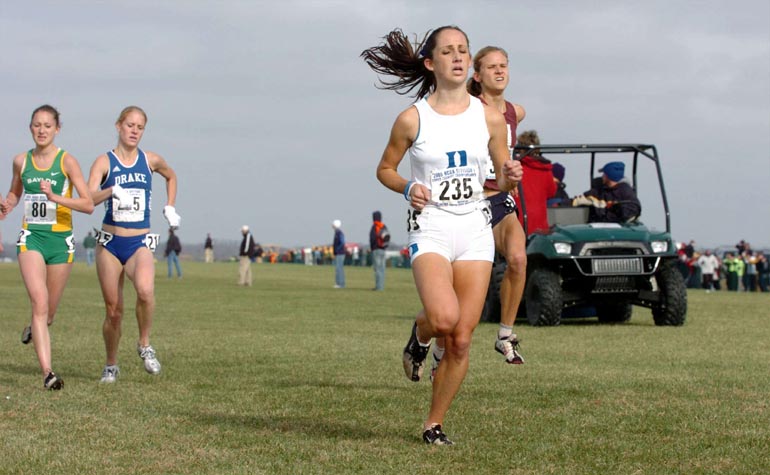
[596,302,633,323]
[652,262,687,326]
[525,268,562,326]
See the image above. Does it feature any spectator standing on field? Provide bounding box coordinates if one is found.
[696,249,719,292]
[254,242,264,263]
[684,240,695,259]
[332,219,345,288]
[83,230,97,266]
[734,253,746,291]
[756,251,769,292]
[723,252,741,291]
[165,228,182,279]
[239,225,256,286]
[743,250,758,291]
[369,210,390,291]
[204,233,214,263]
[352,245,360,266]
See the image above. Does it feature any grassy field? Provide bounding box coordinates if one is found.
[1,261,768,474]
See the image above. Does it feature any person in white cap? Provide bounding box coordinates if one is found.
[332,219,345,288]
[239,225,256,286]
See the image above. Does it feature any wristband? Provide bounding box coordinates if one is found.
[403,181,414,201]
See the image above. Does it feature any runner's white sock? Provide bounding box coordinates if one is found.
[416,325,431,347]
[498,324,513,340]
[432,343,445,361]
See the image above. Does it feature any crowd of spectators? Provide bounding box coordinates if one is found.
[679,239,769,292]
[268,244,410,269]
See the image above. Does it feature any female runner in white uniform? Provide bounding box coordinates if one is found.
[362,25,523,445]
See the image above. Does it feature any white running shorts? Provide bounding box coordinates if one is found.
[407,203,493,264]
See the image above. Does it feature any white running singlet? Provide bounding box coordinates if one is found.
[409,96,490,215]
[406,96,494,263]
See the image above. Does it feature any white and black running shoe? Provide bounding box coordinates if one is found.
[423,424,453,445]
[137,344,161,375]
[44,372,63,391]
[403,322,430,382]
[100,365,120,383]
[495,333,524,364]
[21,325,32,345]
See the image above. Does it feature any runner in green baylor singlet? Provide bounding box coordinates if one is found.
[0,105,94,391]
[17,148,76,264]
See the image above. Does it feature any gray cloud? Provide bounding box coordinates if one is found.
[0,0,768,251]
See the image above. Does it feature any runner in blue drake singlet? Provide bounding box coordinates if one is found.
[0,104,94,391]
[87,105,180,384]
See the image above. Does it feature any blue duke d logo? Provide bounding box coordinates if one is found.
[445,150,467,168]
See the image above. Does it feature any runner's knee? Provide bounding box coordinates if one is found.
[505,248,526,275]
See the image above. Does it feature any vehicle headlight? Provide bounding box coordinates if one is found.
[553,242,572,255]
[651,240,668,253]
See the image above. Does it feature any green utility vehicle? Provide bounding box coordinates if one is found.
[482,144,687,326]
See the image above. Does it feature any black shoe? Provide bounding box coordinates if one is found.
[423,424,454,445]
[403,322,430,382]
[21,325,32,345]
[44,372,63,391]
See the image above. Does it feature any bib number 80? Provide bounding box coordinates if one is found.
[30,202,48,218]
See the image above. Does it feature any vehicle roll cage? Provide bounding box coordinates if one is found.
[512,144,671,233]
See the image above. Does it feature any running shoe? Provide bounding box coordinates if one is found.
[21,325,32,345]
[403,322,430,382]
[137,344,162,375]
[423,424,454,445]
[100,365,120,383]
[495,333,524,364]
[44,372,63,391]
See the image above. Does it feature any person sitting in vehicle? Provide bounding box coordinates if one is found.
[572,161,641,223]
[547,162,569,207]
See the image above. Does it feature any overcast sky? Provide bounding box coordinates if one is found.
[1,1,768,251]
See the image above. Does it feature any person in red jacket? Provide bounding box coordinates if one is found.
[516,130,557,234]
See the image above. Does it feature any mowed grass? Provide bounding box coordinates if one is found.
[1,261,769,475]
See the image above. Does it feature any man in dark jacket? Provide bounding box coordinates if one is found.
[164,228,182,278]
[239,225,255,286]
[369,211,389,291]
[574,161,641,223]
[332,219,346,288]
[204,233,214,263]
